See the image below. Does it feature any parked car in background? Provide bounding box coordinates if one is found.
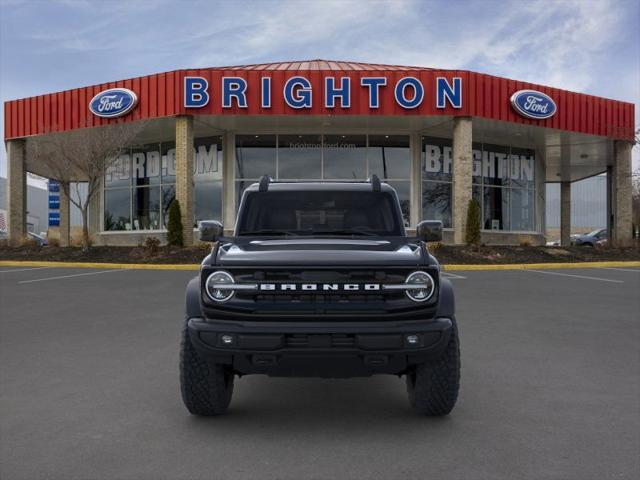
[571,229,607,247]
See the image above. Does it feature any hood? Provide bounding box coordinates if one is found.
[215,237,429,267]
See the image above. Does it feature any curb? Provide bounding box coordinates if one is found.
[442,261,640,271]
[1,260,639,271]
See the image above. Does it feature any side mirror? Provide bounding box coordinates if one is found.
[198,220,224,242]
[416,220,443,243]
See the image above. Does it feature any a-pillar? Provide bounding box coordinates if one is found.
[6,139,27,245]
[59,181,70,246]
[560,181,571,246]
[452,117,473,244]
[175,115,194,246]
[610,141,633,247]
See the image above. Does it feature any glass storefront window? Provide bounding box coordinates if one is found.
[422,181,452,228]
[509,147,535,189]
[235,135,276,179]
[423,136,537,232]
[161,142,176,183]
[104,188,131,231]
[369,135,410,179]
[322,134,367,179]
[161,185,175,227]
[482,143,510,187]
[195,181,223,225]
[105,153,131,188]
[194,137,222,183]
[422,136,452,182]
[132,143,161,187]
[483,186,509,230]
[278,134,322,179]
[510,188,535,231]
[133,186,161,230]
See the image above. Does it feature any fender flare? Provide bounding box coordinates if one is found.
[185,276,203,318]
[436,276,455,318]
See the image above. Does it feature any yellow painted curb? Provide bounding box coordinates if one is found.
[442,261,640,271]
[1,259,639,271]
[0,260,200,270]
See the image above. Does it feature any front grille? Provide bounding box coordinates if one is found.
[252,293,391,304]
[286,334,356,348]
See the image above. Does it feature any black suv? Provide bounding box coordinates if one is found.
[180,176,460,416]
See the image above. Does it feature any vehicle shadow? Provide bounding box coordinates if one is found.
[182,375,456,436]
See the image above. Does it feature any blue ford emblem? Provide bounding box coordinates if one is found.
[510,89,556,120]
[89,88,138,118]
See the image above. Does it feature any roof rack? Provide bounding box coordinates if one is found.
[258,175,272,192]
[370,174,381,192]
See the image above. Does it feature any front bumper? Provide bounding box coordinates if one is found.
[188,317,452,378]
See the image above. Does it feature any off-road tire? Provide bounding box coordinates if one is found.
[406,317,460,416]
[180,319,234,415]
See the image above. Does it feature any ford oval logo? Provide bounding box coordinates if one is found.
[89,88,138,118]
[510,89,556,120]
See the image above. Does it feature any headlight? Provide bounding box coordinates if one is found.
[405,271,435,302]
[205,271,235,302]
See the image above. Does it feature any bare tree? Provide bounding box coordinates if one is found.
[27,122,143,251]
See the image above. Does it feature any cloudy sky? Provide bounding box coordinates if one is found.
[1,0,638,179]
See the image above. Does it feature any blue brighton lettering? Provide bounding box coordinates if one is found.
[184,77,209,108]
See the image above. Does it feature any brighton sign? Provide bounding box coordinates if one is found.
[510,89,557,120]
[183,75,464,110]
[89,88,138,118]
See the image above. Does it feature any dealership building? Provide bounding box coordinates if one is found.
[3,60,636,246]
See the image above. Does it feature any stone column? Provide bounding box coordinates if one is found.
[610,141,633,247]
[409,133,422,229]
[560,181,571,246]
[6,139,27,245]
[59,181,70,247]
[175,115,194,246]
[222,132,236,234]
[452,117,473,244]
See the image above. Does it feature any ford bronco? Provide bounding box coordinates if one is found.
[180,175,460,416]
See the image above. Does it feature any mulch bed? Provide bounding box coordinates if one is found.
[1,243,638,265]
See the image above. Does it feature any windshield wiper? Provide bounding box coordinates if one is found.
[238,229,299,236]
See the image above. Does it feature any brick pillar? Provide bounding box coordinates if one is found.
[610,141,633,247]
[560,181,571,246]
[175,115,194,245]
[452,117,473,244]
[222,132,236,235]
[59,181,70,247]
[409,133,422,228]
[6,139,27,245]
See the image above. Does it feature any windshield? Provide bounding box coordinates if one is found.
[236,190,403,236]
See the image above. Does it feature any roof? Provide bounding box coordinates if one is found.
[213,59,434,71]
[3,59,635,141]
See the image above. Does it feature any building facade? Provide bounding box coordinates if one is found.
[3,60,636,246]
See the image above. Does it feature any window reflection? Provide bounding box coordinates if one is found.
[323,134,366,179]
[278,134,322,179]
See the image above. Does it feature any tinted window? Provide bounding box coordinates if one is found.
[237,190,403,236]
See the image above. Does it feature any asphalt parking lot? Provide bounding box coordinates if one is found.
[1,265,639,480]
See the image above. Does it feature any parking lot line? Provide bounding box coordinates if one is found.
[597,267,640,273]
[18,269,126,284]
[0,267,53,273]
[441,271,466,279]
[525,269,624,283]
